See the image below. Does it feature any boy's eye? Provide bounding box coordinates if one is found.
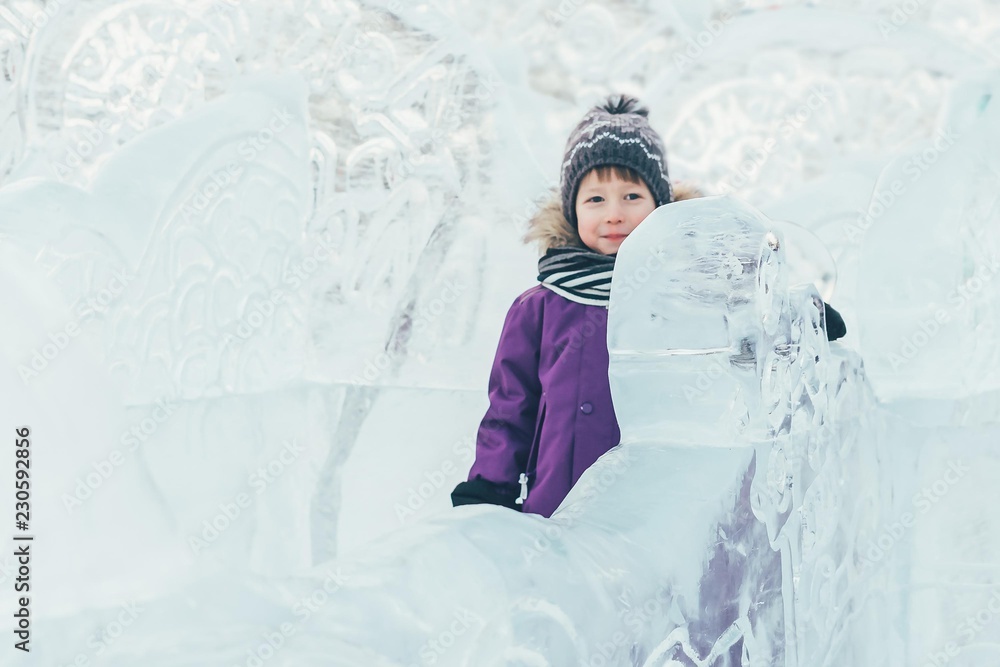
[588,196,603,203]
[626,193,641,200]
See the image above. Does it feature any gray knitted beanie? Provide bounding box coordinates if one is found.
[559,94,673,228]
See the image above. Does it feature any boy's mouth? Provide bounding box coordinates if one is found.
[604,234,627,241]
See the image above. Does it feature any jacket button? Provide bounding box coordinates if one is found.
[580,402,593,414]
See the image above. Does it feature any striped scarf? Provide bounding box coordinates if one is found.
[536,247,616,307]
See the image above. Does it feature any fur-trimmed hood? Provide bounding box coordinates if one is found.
[522,182,707,255]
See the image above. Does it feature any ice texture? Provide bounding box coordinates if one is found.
[1,1,999,665]
[15,196,897,667]
[857,87,1000,406]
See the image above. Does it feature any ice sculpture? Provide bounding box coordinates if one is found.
[34,195,894,667]
[855,79,1000,665]
[6,1,996,664]
[0,0,544,567]
[0,74,327,617]
[858,83,1000,405]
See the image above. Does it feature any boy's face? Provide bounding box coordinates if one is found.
[574,169,657,255]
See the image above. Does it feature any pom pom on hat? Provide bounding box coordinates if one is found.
[599,94,649,117]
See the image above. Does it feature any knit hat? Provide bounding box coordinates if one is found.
[559,94,673,228]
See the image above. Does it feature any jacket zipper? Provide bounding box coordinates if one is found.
[516,473,529,505]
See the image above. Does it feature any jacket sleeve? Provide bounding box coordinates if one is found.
[453,290,543,508]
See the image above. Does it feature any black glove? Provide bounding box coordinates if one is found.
[451,476,522,511]
[823,302,847,341]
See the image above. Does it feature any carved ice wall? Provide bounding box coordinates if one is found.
[1,0,999,665]
[12,196,896,667]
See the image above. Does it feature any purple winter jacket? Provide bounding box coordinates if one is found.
[467,283,620,517]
